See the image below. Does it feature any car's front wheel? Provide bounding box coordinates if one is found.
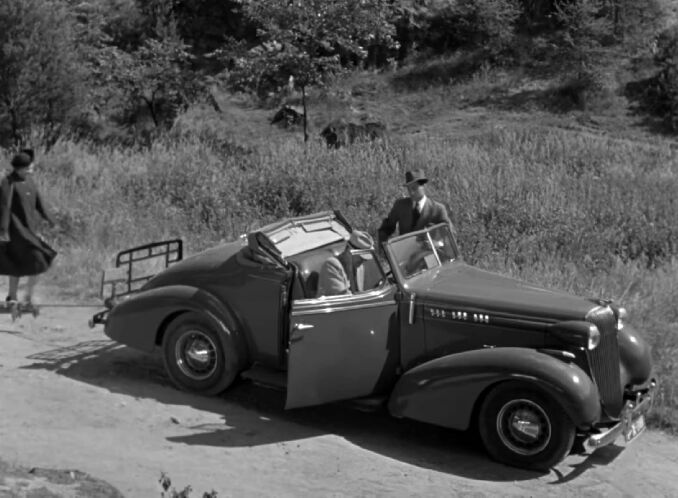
[478,381,575,471]
[162,312,241,395]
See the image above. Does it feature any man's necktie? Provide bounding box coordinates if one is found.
[412,204,420,228]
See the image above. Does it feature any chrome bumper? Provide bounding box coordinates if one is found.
[583,379,656,453]
[88,309,109,328]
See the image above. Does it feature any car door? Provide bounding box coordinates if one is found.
[285,285,399,409]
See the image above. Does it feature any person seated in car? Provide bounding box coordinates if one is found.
[317,230,374,297]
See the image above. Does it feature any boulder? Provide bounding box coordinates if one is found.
[320,119,387,148]
[271,105,304,128]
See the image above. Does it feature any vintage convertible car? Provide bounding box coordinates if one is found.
[90,211,656,470]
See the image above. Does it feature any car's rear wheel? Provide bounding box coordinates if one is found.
[163,312,240,395]
[478,382,575,471]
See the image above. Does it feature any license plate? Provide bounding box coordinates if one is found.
[624,414,646,443]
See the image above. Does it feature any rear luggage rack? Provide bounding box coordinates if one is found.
[101,239,183,300]
[90,239,183,328]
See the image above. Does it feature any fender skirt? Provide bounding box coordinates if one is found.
[388,347,601,431]
[105,285,243,354]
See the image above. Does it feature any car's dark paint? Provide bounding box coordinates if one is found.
[387,347,600,431]
[105,285,245,356]
[547,321,598,349]
[617,323,653,387]
[392,262,600,378]
[421,302,547,361]
[405,261,595,322]
[286,287,399,408]
[139,242,292,367]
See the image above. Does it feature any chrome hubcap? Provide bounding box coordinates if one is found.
[175,330,218,381]
[497,399,551,456]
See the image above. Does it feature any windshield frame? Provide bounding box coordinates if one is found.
[384,223,459,286]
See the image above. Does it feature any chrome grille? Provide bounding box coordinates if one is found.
[586,306,623,417]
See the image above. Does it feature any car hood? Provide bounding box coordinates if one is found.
[407,261,597,321]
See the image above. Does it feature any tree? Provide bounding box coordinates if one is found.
[395,0,520,57]
[0,0,87,146]
[554,0,612,65]
[227,0,397,142]
[93,1,204,142]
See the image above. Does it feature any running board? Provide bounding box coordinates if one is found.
[241,364,287,390]
[347,395,388,412]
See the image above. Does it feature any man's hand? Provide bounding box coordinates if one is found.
[0,233,9,243]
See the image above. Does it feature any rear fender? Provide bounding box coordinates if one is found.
[105,285,246,359]
[388,347,600,431]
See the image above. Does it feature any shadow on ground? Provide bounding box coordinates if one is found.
[21,340,624,485]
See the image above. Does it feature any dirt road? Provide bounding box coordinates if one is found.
[1,305,677,497]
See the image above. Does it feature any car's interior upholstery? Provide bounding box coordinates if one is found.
[289,245,342,299]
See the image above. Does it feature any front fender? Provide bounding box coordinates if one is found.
[618,323,653,387]
[388,347,600,431]
[105,285,243,355]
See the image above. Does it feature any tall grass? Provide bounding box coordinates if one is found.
[3,124,676,430]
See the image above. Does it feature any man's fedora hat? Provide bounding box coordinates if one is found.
[11,152,33,169]
[403,169,428,186]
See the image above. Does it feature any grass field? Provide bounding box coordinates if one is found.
[1,60,676,433]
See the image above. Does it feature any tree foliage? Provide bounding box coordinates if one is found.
[651,25,678,131]
[553,0,612,67]
[396,0,521,57]
[108,14,200,129]
[78,0,204,143]
[226,0,397,140]
[0,0,87,146]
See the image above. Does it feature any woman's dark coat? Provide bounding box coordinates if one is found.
[0,171,56,276]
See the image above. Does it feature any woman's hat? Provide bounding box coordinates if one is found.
[11,152,33,169]
[348,230,374,251]
[404,169,428,186]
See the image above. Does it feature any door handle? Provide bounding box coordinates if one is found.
[290,323,314,344]
[293,323,314,331]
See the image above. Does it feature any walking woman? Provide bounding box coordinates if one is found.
[0,149,57,304]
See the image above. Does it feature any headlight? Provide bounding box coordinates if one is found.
[616,307,627,331]
[588,324,601,350]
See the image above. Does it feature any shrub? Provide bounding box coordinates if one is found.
[652,24,678,131]
[0,0,88,146]
[412,0,521,56]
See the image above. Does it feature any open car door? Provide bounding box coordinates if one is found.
[285,251,399,409]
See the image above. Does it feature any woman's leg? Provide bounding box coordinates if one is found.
[25,275,38,303]
[8,276,19,301]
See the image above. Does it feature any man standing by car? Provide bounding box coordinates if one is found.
[377,169,454,250]
[317,230,374,297]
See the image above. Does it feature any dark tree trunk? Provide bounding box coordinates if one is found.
[302,85,308,143]
[144,94,160,128]
[8,106,21,147]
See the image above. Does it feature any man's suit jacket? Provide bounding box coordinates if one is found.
[317,256,351,297]
[378,197,453,247]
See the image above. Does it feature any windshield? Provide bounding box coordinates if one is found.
[387,224,458,280]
